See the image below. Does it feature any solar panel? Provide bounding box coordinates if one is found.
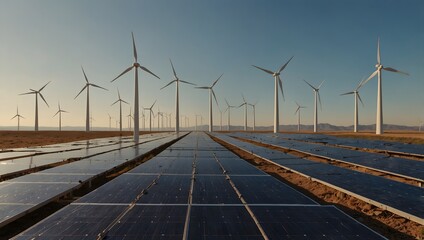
[192,176,241,204]
[195,158,223,174]
[251,205,385,239]
[218,158,267,175]
[189,206,263,239]
[137,175,191,204]
[6,173,94,184]
[230,176,316,204]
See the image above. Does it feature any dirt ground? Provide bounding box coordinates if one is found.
[0,131,134,149]
[315,131,424,144]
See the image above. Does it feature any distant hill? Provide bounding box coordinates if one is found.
[0,123,420,132]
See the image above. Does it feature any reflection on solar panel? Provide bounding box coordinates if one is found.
[12,132,385,239]
[0,134,181,228]
[215,133,424,225]
[234,132,424,182]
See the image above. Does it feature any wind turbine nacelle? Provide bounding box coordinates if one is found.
[273,73,279,77]
[134,63,140,67]
[376,64,382,69]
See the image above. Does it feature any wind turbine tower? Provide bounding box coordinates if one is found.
[304,80,324,133]
[75,67,107,132]
[111,32,160,142]
[196,74,223,132]
[360,38,409,135]
[111,89,129,132]
[11,107,25,131]
[20,81,50,131]
[252,56,293,133]
[294,102,306,132]
[53,102,68,131]
[340,81,365,133]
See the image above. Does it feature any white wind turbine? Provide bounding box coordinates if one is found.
[143,100,157,132]
[111,88,129,132]
[248,101,258,131]
[340,81,365,133]
[20,81,50,131]
[224,99,236,131]
[11,107,25,131]
[294,102,306,132]
[75,67,107,132]
[53,102,68,131]
[107,113,112,130]
[238,94,249,131]
[252,56,293,133]
[304,80,324,133]
[161,59,195,133]
[359,38,409,135]
[218,107,223,131]
[195,74,223,132]
[127,108,133,131]
[111,32,160,142]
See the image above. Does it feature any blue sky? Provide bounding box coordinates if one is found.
[0,0,423,129]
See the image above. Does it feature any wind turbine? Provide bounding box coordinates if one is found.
[340,81,365,133]
[75,66,107,132]
[20,81,50,131]
[359,38,409,135]
[53,102,68,131]
[238,94,249,131]
[224,99,236,131]
[161,59,195,133]
[248,101,258,131]
[252,56,293,133]
[90,113,95,131]
[127,108,133,131]
[304,80,324,133]
[196,74,223,132]
[111,88,129,132]
[294,102,306,132]
[218,107,223,131]
[107,114,112,130]
[143,100,156,132]
[11,107,24,131]
[111,32,160,142]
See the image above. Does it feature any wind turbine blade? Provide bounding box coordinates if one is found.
[39,93,49,107]
[211,73,223,88]
[11,115,17,120]
[91,84,108,91]
[383,67,409,75]
[242,93,246,103]
[377,37,380,65]
[195,86,209,89]
[169,59,177,78]
[340,91,354,96]
[62,110,69,113]
[278,56,294,73]
[74,85,87,99]
[53,111,59,117]
[132,32,137,62]
[303,79,316,90]
[295,101,300,107]
[111,66,134,82]
[317,80,325,89]
[151,100,157,109]
[39,81,51,92]
[225,99,230,107]
[295,107,299,115]
[140,66,160,79]
[117,88,121,99]
[121,99,130,104]
[20,91,36,95]
[160,80,176,90]
[81,66,89,83]
[318,92,322,111]
[360,70,378,88]
[278,76,285,101]
[237,103,245,108]
[357,92,365,107]
[179,80,196,86]
[252,65,274,75]
[111,99,119,106]
[211,89,219,106]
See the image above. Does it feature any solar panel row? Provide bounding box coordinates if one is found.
[0,133,180,228]
[233,132,424,182]
[214,133,424,225]
[14,132,385,239]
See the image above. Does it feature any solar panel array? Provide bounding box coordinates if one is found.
[282,133,424,156]
[232,132,424,182]
[0,133,180,228]
[14,132,385,239]
[214,133,424,225]
[0,133,171,179]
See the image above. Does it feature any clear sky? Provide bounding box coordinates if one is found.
[1,0,423,129]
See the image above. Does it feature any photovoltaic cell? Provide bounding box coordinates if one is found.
[137,175,191,204]
[192,175,241,204]
[189,206,263,239]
